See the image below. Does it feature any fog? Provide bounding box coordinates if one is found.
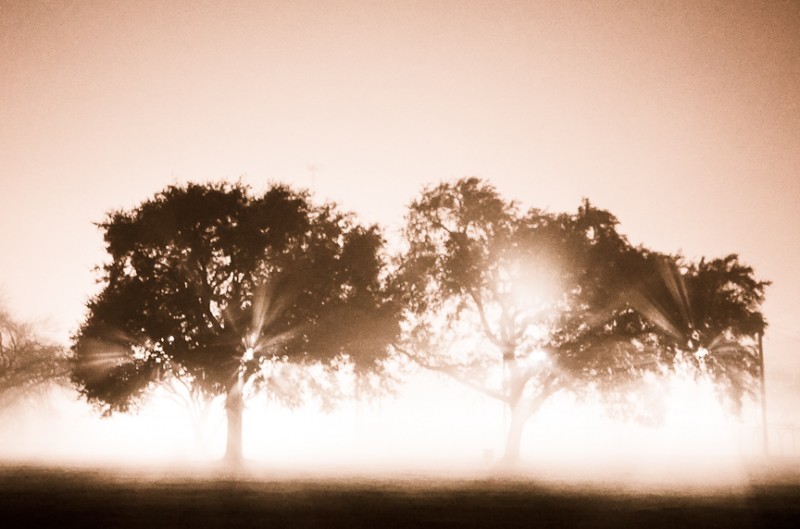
[0,370,786,490]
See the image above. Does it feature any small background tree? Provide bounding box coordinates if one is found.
[0,306,66,408]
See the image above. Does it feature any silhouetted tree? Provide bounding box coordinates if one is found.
[71,182,399,466]
[618,253,768,413]
[0,307,66,407]
[394,178,767,464]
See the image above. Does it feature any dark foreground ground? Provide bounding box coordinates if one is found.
[2,462,800,528]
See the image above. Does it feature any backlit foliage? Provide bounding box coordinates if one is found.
[71,182,400,460]
[394,178,768,461]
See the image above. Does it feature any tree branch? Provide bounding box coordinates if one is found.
[194,260,224,332]
[468,289,504,349]
[394,345,508,403]
[519,373,562,421]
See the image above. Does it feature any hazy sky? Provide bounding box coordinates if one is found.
[1,1,799,417]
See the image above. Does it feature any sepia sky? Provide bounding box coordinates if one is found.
[1,1,799,417]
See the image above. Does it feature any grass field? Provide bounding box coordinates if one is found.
[2,462,799,528]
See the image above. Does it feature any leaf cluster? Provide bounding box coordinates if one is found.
[71,182,401,414]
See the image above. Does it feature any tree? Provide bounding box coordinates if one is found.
[619,253,768,414]
[0,307,66,407]
[71,182,400,466]
[394,178,767,464]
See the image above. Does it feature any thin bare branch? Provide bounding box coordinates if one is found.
[394,345,508,403]
[468,289,504,348]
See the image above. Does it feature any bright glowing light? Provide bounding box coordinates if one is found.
[529,349,548,364]
[507,256,560,310]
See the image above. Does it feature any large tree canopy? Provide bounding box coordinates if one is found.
[71,182,400,465]
[394,178,767,463]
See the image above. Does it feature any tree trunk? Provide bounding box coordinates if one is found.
[499,378,559,468]
[223,377,244,467]
[500,402,527,467]
[500,352,526,467]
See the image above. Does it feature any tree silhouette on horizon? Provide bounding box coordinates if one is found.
[71,181,400,466]
[393,177,768,464]
[0,305,66,408]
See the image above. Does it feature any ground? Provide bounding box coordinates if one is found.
[1,462,799,528]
